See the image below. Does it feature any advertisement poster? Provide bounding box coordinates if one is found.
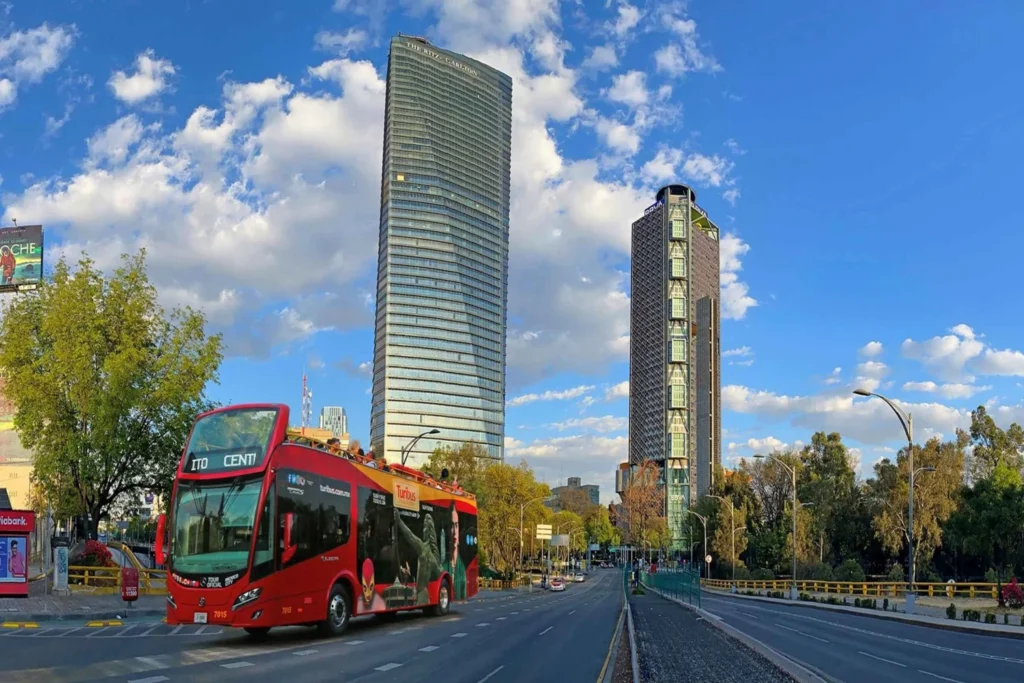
[0,224,43,290]
[0,536,28,583]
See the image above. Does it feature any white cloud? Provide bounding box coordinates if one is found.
[823,367,842,385]
[606,70,648,106]
[610,2,642,39]
[550,415,627,433]
[653,10,721,77]
[727,436,791,453]
[723,346,752,358]
[901,324,984,382]
[720,233,757,320]
[605,381,629,401]
[723,138,745,155]
[505,433,626,503]
[859,341,883,358]
[902,381,991,400]
[722,188,740,206]
[315,28,369,56]
[0,22,75,108]
[507,384,595,407]
[641,147,682,183]
[594,116,642,154]
[852,360,888,394]
[108,49,176,104]
[581,44,617,70]
[681,152,733,187]
[87,115,147,165]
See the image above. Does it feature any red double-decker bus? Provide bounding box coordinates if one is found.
[155,404,478,638]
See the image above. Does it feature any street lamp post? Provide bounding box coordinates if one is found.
[754,453,799,600]
[519,495,546,579]
[854,389,934,613]
[685,510,708,579]
[400,429,441,466]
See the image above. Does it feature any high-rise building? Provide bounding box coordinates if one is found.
[370,35,513,468]
[549,476,601,508]
[319,406,348,438]
[628,184,721,549]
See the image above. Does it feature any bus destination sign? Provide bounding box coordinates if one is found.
[184,449,265,474]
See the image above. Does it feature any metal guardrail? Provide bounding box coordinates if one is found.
[642,569,701,608]
[68,566,167,595]
[479,577,531,590]
[702,578,1005,600]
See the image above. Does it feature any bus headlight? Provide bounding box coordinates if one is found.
[232,587,262,611]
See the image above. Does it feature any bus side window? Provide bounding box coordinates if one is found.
[318,477,352,551]
[277,481,318,568]
[251,481,275,581]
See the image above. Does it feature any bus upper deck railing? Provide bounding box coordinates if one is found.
[285,428,474,501]
[701,578,1007,600]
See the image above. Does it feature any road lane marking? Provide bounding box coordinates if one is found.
[375,663,403,672]
[221,661,254,669]
[345,640,365,645]
[859,651,906,667]
[195,626,207,635]
[539,626,553,635]
[511,611,519,615]
[169,625,183,635]
[775,623,829,643]
[477,622,490,627]
[420,645,440,652]
[919,671,965,683]
[293,650,318,656]
[128,677,170,683]
[569,609,576,615]
[452,632,468,638]
[477,665,504,683]
[740,611,760,619]
[496,617,507,620]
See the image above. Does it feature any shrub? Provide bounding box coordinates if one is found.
[946,603,956,620]
[985,613,997,624]
[985,568,1000,584]
[834,559,866,583]
[72,540,114,568]
[1005,614,1010,625]
[884,598,891,612]
[734,566,752,581]
[854,598,862,607]
[886,563,905,582]
[807,562,834,581]
[750,568,774,581]
[1002,578,1024,609]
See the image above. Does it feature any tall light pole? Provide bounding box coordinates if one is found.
[400,428,441,466]
[708,495,737,584]
[755,453,799,600]
[519,495,546,578]
[685,509,708,579]
[853,389,933,612]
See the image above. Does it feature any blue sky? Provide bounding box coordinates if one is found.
[3,1,1024,503]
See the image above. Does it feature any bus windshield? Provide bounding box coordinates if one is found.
[171,476,264,579]
[182,407,279,475]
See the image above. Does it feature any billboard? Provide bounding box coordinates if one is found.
[0,225,43,292]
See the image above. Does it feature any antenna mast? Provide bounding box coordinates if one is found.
[301,370,313,434]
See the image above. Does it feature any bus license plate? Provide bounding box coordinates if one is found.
[194,612,208,624]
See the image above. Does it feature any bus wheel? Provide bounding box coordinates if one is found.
[427,580,450,617]
[318,584,351,637]
[244,627,270,640]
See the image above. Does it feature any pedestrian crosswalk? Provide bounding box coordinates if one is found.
[0,623,223,639]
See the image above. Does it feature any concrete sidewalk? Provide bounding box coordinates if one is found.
[0,592,166,623]
[629,590,795,683]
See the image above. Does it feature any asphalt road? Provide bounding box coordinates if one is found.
[1,570,623,683]
[701,591,1024,683]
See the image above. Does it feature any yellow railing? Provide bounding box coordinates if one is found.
[479,577,531,590]
[68,565,167,595]
[702,578,1004,600]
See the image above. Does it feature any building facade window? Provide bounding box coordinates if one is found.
[670,337,687,363]
[671,219,686,240]
[671,298,686,319]
[669,384,687,409]
[671,258,686,279]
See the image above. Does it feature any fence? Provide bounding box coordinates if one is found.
[701,578,1006,600]
[479,577,531,590]
[642,569,701,608]
[67,566,167,595]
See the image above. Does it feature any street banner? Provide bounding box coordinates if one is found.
[0,225,43,291]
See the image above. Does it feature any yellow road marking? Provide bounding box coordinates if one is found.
[85,620,123,627]
[2,622,40,629]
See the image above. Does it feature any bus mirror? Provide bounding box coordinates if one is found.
[282,512,297,564]
[440,468,449,480]
[155,514,167,566]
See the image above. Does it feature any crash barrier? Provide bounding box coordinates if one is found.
[701,578,1003,600]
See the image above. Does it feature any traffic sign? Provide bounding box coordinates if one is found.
[535,523,552,540]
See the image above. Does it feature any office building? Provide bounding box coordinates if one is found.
[370,35,513,468]
[548,476,601,510]
[628,184,721,550]
[319,406,348,438]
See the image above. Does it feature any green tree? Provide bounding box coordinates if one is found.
[474,461,550,575]
[799,432,857,564]
[709,501,749,576]
[583,504,616,547]
[0,251,222,536]
[421,442,490,494]
[967,406,1024,484]
[868,434,966,582]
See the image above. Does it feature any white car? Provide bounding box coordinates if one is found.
[550,578,565,592]
[574,573,586,583]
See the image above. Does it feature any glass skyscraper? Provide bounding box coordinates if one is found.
[629,184,721,550]
[370,35,512,468]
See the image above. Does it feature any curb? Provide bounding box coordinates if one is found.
[703,589,1024,641]
[642,583,835,683]
[599,594,626,683]
[2,621,40,629]
[626,598,639,683]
